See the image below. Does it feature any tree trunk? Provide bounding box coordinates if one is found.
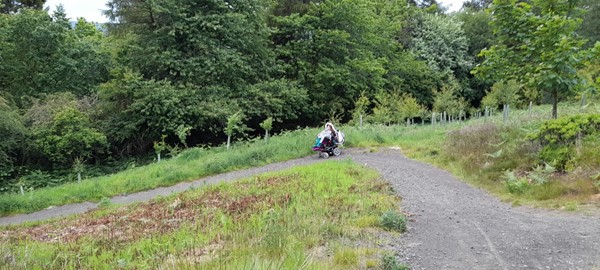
[227,135,231,150]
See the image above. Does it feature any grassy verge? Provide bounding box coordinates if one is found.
[0,160,407,269]
[0,129,317,216]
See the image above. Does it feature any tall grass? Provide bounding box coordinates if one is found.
[0,160,403,269]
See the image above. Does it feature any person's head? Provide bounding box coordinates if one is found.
[325,122,333,130]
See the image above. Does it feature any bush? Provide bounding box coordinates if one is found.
[538,146,573,171]
[379,210,407,232]
[530,114,600,171]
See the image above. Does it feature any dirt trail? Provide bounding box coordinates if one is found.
[1,149,599,269]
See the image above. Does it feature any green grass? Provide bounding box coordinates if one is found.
[0,129,317,216]
[0,160,404,269]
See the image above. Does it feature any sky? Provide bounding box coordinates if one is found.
[44,0,466,23]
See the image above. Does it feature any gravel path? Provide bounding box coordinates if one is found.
[1,149,599,269]
[352,150,600,270]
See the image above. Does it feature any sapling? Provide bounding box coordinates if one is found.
[259,117,273,142]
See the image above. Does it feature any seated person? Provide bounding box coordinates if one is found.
[314,122,337,148]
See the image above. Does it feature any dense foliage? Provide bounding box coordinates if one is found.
[0,0,598,191]
[530,114,600,170]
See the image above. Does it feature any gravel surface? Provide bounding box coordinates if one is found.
[352,149,600,270]
[1,148,599,269]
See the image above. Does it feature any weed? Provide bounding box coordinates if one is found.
[98,197,111,208]
[365,259,378,268]
[503,171,529,194]
[379,211,407,233]
[333,248,359,267]
[565,202,578,211]
[381,253,410,270]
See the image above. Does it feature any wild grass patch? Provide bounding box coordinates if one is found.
[0,160,404,269]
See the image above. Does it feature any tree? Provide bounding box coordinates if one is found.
[371,91,397,125]
[1,0,45,14]
[398,93,426,125]
[433,83,467,119]
[410,12,472,80]
[225,111,249,150]
[0,96,26,180]
[578,0,600,48]
[34,107,107,166]
[0,8,111,108]
[259,117,274,141]
[104,0,273,91]
[461,0,493,11]
[272,0,411,123]
[350,91,371,126]
[474,0,589,118]
[98,71,231,155]
[481,80,521,110]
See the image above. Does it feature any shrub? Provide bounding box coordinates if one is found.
[379,210,407,232]
[530,114,600,171]
[538,146,573,171]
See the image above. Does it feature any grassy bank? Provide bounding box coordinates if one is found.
[1,160,407,269]
[400,103,600,210]
[0,129,317,216]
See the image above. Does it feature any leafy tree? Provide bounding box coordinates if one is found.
[0,96,26,179]
[0,8,111,108]
[259,117,273,141]
[410,12,471,79]
[98,71,231,155]
[225,111,249,150]
[1,0,45,14]
[461,0,493,11]
[34,107,107,166]
[474,0,589,118]
[433,83,468,119]
[371,91,396,125]
[104,0,273,91]
[578,0,600,48]
[350,91,371,125]
[481,80,521,110]
[238,80,309,127]
[272,0,411,123]
[398,93,426,124]
[457,10,492,62]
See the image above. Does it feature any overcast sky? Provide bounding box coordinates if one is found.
[44,0,467,23]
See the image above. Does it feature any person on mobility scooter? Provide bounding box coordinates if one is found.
[312,122,345,158]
